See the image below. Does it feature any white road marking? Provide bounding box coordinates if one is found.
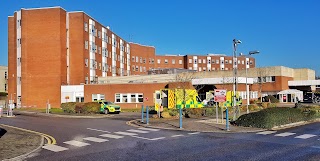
[64,140,90,147]
[256,131,277,135]
[294,134,317,139]
[188,132,200,135]
[138,127,160,131]
[171,134,184,137]
[275,132,296,137]
[131,135,165,141]
[87,128,111,133]
[127,129,150,134]
[100,134,124,139]
[311,146,320,149]
[114,131,138,136]
[83,137,109,143]
[42,144,69,152]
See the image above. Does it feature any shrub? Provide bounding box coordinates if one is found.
[233,107,318,129]
[75,103,85,113]
[267,103,277,108]
[61,102,77,113]
[184,108,203,118]
[161,111,171,118]
[83,102,100,114]
[264,95,279,103]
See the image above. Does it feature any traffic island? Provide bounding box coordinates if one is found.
[0,125,42,160]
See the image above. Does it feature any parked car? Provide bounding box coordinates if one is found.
[97,100,121,114]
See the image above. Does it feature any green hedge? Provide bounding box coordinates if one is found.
[61,102,77,113]
[61,102,100,114]
[233,107,318,129]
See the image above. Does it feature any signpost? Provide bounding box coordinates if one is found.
[214,89,227,123]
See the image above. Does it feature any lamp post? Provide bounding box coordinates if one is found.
[232,39,241,121]
[240,50,260,114]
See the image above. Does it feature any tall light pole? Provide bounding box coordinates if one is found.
[232,39,241,121]
[240,50,260,114]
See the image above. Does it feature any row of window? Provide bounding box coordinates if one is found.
[132,65,147,72]
[188,59,253,65]
[254,76,276,83]
[84,23,130,53]
[91,93,144,103]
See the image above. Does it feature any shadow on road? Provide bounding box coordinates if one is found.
[0,128,7,138]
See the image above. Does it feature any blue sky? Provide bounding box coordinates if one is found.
[1,0,319,75]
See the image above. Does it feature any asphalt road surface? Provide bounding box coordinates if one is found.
[1,113,319,161]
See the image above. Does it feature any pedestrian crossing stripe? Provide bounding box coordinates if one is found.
[138,127,160,131]
[42,144,68,152]
[127,129,150,133]
[100,133,124,139]
[256,131,277,135]
[64,140,90,147]
[274,132,296,137]
[114,131,138,136]
[294,134,317,139]
[83,137,109,142]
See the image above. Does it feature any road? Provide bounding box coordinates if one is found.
[0,113,319,161]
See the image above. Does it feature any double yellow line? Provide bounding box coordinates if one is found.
[0,124,56,145]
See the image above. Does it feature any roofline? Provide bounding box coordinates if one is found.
[21,6,66,11]
[128,42,155,48]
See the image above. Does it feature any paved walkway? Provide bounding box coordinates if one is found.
[130,116,265,133]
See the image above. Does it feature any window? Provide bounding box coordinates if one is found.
[143,58,146,64]
[76,97,84,102]
[85,76,88,84]
[136,66,138,71]
[85,59,88,67]
[179,60,182,64]
[199,59,202,64]
[140,57,143,63]
[212,60,215,64]
[199,67,202,71]
[216,60,219,64]
[271,76,275,82]
[98,31,101,39]
[85,41,88,49]
[132,56,135,62]
[138,94,143,102]
[189,59,192,63]
[140,66,142,72]
[242,60,244,64]
[203,67,206,71]
[84,22,88,32]
[131,94,136,102]
[225,68,228,70]
[136,56,139,62]
[115,94,121,103]
[225,60,228,64]
[229,60,232,64]
[212,67,215,70]
[152,59,154,64]
[98,47,101,54]
[164,59,168,64]
[157,59,161,64]
[238,60,241,64]
[122,94,128,103]
[188,67,192,70]
[250,61,253,65]
[172,59,175,64]
[203,59,206,64]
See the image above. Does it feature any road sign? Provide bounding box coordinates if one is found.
[214,89,227,102]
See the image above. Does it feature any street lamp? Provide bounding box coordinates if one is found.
[240,50,260,114]
[232,39,241,120]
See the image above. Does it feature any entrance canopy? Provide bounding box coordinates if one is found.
[277,89,303,103]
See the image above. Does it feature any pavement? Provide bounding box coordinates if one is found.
[128,116,265,133]
[2,110,318,160]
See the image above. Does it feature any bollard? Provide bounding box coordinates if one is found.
[141,105,144,123]
[179,107,182,129]
[146,106,149,125]
[226,107,230,131]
